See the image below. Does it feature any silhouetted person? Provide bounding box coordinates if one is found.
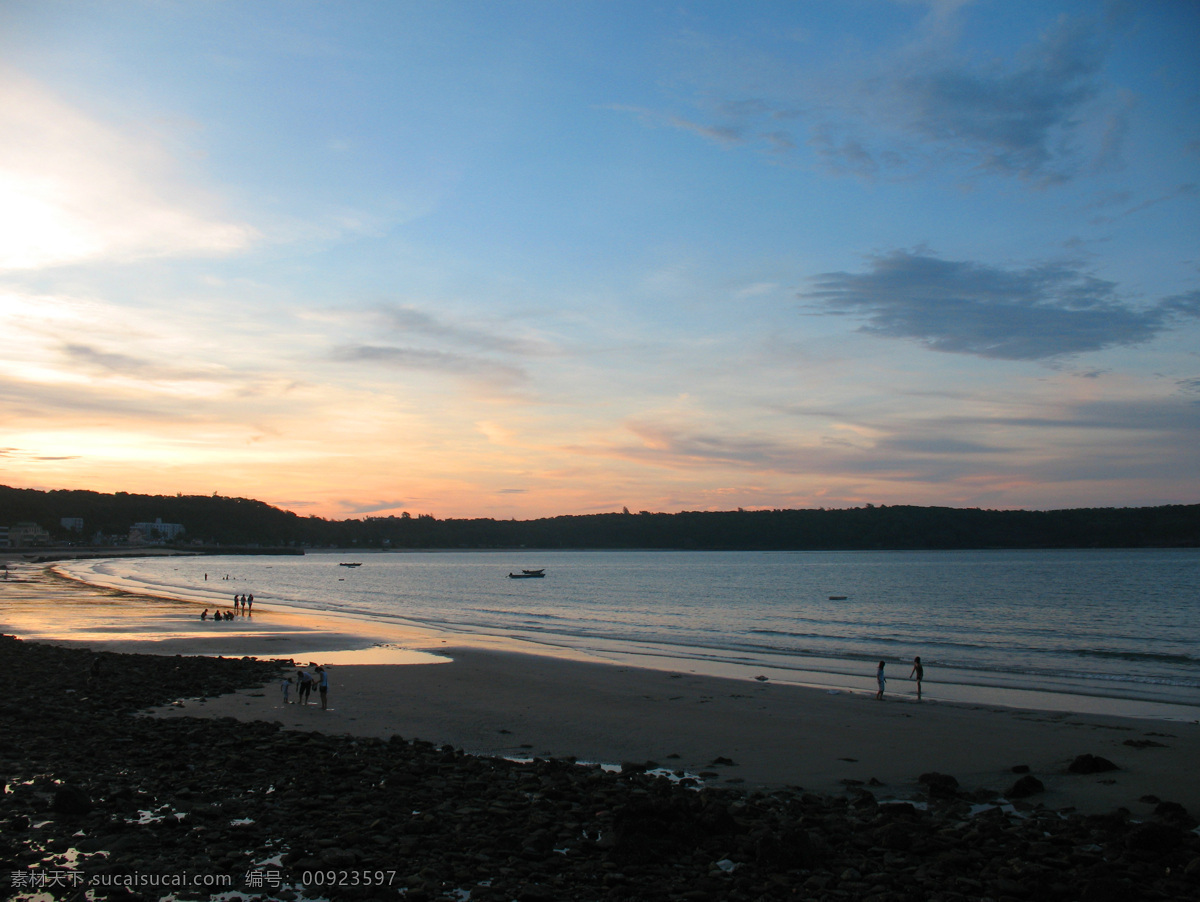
[910,656,924,701]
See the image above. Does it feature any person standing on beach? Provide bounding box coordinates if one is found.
[316,665,328,710]
[875,661,886,700]
[281,673,292,705]
[910,656,924,701]
[247,594,253,614]
[297,669,312,705]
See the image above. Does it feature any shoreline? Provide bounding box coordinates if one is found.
[3,562,1199,817]
[26,555,1200,721]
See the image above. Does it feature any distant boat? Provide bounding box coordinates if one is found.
[339,562,363,567]
[828,595,847,600]
[508,568,545,579]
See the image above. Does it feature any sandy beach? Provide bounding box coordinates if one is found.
[4,559,1198,819]
[160,648,1200,816]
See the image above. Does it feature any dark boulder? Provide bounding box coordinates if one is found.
[918,772,960,798]
[1068,754,1118,775]
[1006,774,1045,799]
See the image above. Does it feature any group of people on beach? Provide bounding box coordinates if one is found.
[199,593,253,622]
[875,656,923,701]
[281,665,328,710]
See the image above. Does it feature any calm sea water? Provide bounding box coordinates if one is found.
[55,549,1200,712]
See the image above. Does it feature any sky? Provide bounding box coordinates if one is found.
[1,0,1198,521]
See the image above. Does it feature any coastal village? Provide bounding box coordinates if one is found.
[1,516,186,550]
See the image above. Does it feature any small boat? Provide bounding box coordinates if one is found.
[508,568,545,579]
[339,562,363,568]
[828,595,847,600]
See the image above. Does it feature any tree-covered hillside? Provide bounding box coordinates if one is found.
[3,486,1199,550]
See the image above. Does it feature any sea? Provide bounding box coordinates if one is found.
[53,548,1200,719]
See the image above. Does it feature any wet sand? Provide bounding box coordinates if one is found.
[155,647,1200,817]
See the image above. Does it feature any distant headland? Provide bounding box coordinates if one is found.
[2,485,1198,552]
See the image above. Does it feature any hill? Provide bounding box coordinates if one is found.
[3,486,1198,551]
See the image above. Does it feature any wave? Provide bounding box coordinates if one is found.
[1071,649,1200,666]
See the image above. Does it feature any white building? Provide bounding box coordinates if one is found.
[130,518,186,543]
[10,522,50,546]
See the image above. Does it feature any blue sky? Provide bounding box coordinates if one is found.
[1,0,1197,519]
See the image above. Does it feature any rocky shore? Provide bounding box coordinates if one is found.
[2,635,1198,902]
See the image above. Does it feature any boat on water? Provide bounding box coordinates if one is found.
[508,568,545,579]
[339,562,363,567]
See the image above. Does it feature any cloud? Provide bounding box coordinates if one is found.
[0,67,257,271]
[336,499,411,516]
[591,419,840,476]
[1089,183,1198,225]
[61,344,161,378]
[958,398,1200,433]
[0,446,80,462]
[378,305,554,356]
[804,250,1200,360]
[875,435,1014,456]
[624,12,1121,185]
[893,15,1108,182]
[61,343,248,388]
[331,344,527,383]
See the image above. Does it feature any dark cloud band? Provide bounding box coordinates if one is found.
[804,250,1198,360]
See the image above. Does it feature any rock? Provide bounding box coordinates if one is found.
[1006,775,1045,799]
[1153,800,1196,828]
[755,827,817,869]
[918,772,960,798]
[1125,821,1184,852]
[876,822,912,851]
[1067,754,1118,774]
[52,785,92,815]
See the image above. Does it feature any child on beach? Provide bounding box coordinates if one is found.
[910,656,924,701]
[281,674,293,705]
[875,661,886,700]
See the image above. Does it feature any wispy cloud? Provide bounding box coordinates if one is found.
[891,15,1110,183]
[1089,183,1198,225]
[377,305,556,357]
[0,68,256,271]
[624,13,1121,185]
[331,344,527,384]
[804,250,1200,360]
[336,499,412,516]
